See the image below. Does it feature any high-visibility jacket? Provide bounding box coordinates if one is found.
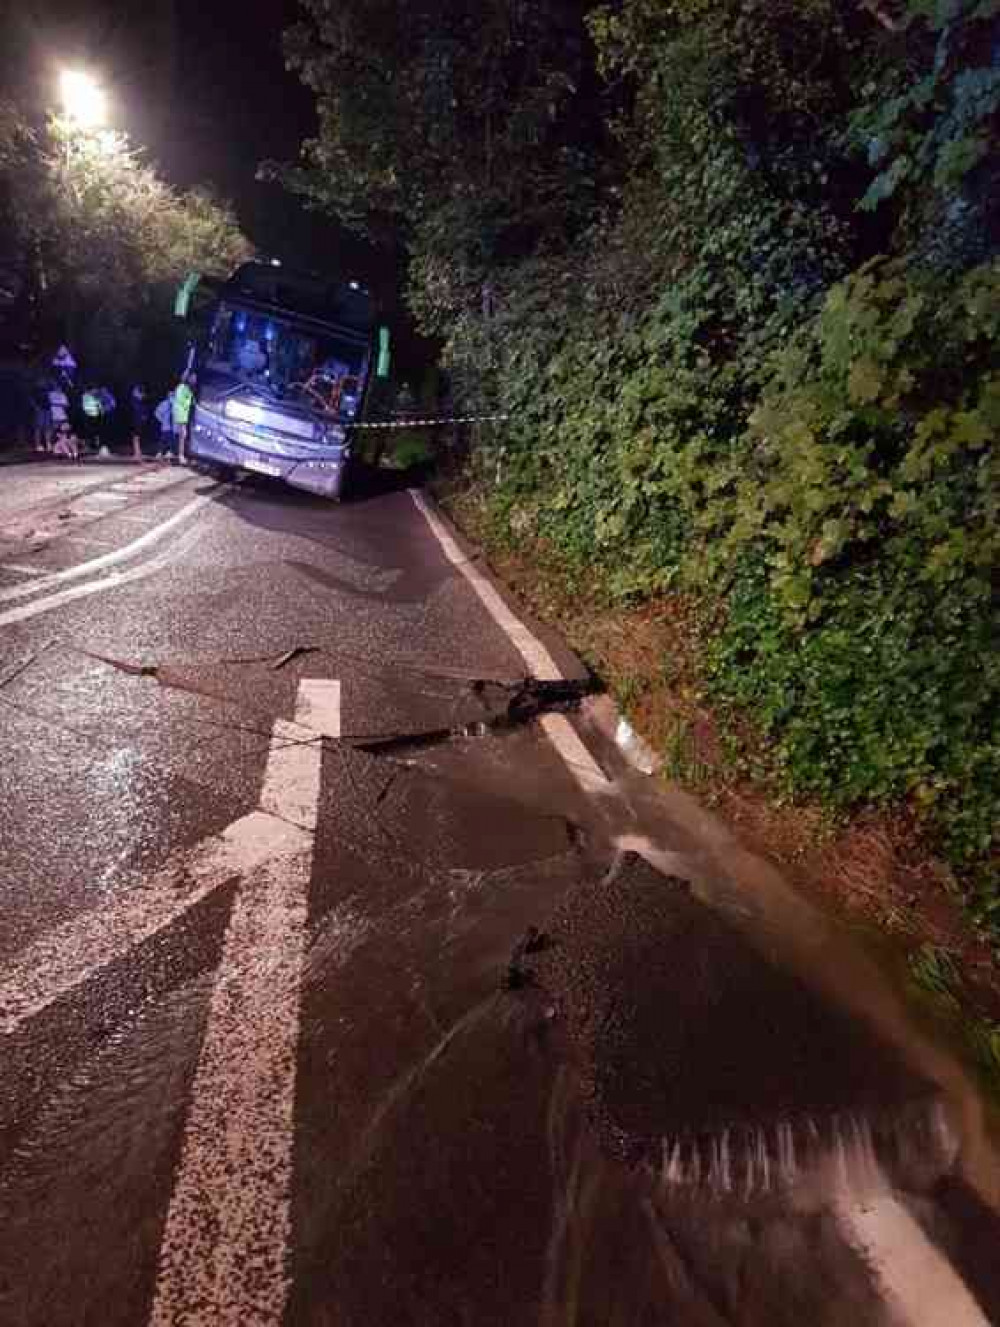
[172,382,194,426]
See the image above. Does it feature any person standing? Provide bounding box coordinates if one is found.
[32,374,53,453]
[51,419,81,462]
[47,378,71,449]
[172,373,195,465]
[154,389,175,459]
[130,383,151,460]
[80,385,117,454]
[51,344,77,391]
[80,386,103,453]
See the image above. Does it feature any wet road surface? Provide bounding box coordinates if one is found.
[1,460,999,1326]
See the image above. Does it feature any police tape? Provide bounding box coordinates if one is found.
[350,413,510,430]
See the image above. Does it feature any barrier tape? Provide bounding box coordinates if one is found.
[351,413,509,430]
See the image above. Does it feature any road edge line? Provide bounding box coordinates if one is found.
[408,488,608,789]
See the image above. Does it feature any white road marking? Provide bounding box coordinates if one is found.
[539,712,609,791]
[410,489,610,790]
[1,563,47,576]
[409,488,564,684]
[836,1187,989,1326]
[80,490,129,504]
[0,806,309,1036]
[150,679,337,1327]
[0,520,203,628]
[261,682,341,830]
[0,683,338,1035]
[0,489,212,606]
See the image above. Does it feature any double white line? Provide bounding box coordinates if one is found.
[0,492,213,628]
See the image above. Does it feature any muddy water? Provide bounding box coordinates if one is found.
[297,720,1000,1325]
[588,750,1000,1214]
[3,699,998,1325]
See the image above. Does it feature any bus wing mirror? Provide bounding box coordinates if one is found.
[174,272,201,319]
[377,326,391,379]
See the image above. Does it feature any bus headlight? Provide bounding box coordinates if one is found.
[318,424,346,450]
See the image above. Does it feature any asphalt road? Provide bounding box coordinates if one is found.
[1,460,998,1327]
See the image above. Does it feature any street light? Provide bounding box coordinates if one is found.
[59,70,107,129]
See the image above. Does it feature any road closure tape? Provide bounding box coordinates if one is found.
[351,413,509,430]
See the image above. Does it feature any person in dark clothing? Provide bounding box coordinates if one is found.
[130,383,152,460]
[80,385,116,453]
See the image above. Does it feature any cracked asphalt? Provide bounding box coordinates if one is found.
[0,460,998,1327]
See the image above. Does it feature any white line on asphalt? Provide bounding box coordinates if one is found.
[409,488,564,684]
[0,489,212,606]
[1,563,47,576]
[539,712,610,791]
[150,679,337,1327]
[0,804,309,1036]
[0,521,203,628]
[0,686,337,1033]
[409,489,609,790]
[836,1188,989,1326]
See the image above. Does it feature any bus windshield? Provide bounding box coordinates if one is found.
[204,302,368,419]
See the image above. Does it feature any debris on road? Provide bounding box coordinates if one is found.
[356,675,601,754]
[614,713,660,776]
[272,645,319,671]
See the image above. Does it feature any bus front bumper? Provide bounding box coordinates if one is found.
[190,417,347,500]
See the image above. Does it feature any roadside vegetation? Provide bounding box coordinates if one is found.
[278,0,998,945]
[280,0,997,944]
[1,70,250,381]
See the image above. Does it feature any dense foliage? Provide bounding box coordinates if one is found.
[282,0,1000,886]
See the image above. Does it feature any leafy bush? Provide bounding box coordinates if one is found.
[278,0,1000,888]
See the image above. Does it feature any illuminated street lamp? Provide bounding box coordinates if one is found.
[59,69,107,129]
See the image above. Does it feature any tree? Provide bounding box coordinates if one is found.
[0,110,251,375]
[270,1,608,294]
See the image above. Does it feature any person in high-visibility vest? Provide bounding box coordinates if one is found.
[172,373,196,465]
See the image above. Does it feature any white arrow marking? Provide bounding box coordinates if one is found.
[149,678,339,1326]
[0,688,336,1037]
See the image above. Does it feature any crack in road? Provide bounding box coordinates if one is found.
[77,647,602,752]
